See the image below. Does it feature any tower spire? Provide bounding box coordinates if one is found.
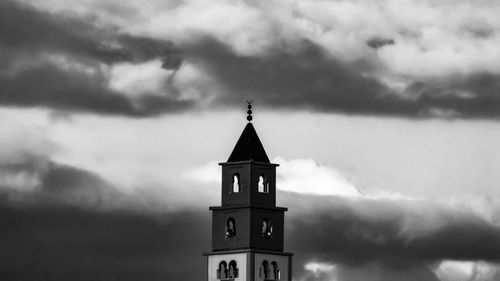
[227,101,270,163]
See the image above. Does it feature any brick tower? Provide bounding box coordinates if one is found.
[203,104,292,281]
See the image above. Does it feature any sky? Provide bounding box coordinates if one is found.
[1,0,500,280]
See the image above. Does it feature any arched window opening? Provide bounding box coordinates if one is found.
[225,217,236,238]
[262,218,273,238]
[271,261,280,280]
[258,174,269,193]
[232,173,240,193]
[258,175,264,193]
[228,260,239,278]
[217,261,228,279]
[260,260,270,279]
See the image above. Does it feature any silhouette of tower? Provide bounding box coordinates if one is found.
[203,103,292,281]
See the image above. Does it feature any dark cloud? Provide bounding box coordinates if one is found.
[2,0,500,119]
[336,262,441,281]
[462,23,494,39]
[2,162,500,281]
[0,203,210,281]
[0,156,170,212]
[366,37,395,49]
[0,63,192,116]
[186,38,423,116]
[38,162,125,208]
[288,210,500,264]
[0,156,210,281]
[405,73,500,118]
[0,0,189,116]
[0,1,180,66]
[184,37,500,119]
[285,193,500,280]
[0,156,211,280]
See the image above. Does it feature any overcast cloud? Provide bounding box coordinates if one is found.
[1,0,499,118]
[2,168,500,281]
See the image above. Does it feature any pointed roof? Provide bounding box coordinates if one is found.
[227,122,270,163]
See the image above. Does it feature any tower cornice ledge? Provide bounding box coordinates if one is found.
[219,160,279,167]
[209,205,288,211]
[202,249,293,256]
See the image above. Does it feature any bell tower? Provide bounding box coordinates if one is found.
[203,103,292,281]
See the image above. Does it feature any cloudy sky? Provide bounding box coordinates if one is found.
[1,0,500,280]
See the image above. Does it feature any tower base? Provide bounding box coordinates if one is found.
[203,249,292,281]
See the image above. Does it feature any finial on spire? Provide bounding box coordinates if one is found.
[246,100,253,122]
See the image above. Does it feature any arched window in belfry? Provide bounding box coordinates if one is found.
[258,175,264,193]
[217,261,228,279]
[258,174,269,193]
[225,217,236,238]
[232,173,240,193]
[260,260,270,279]
[271,261,280,280]
[262,218,273,238]
[228,260,239,278]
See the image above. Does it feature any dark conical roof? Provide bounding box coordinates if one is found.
[227,122,270,163]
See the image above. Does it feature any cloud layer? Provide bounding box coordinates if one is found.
[2,172,500,281]
[0,1,190,116]
[1,0,499,118]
